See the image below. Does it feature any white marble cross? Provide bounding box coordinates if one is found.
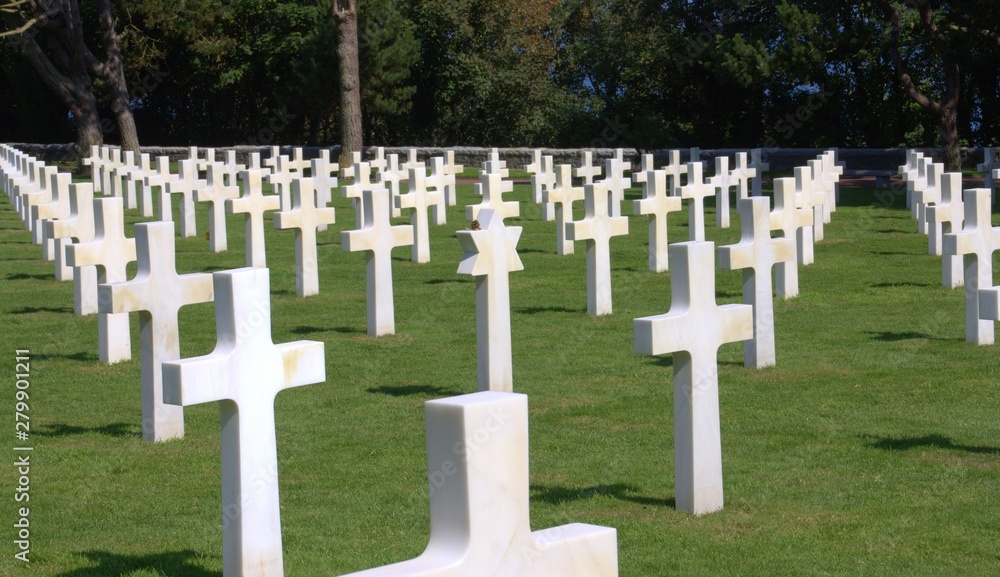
[633,166,682,272]
[144,156,180,224]
[263,145,281,173]
[662,150,686,194]
[911,162,944,255]
[227,169,281,268]
[689,147,702,168]
[544,164,585,255]
[942,188,1000,345]
[481,148,508,178]
[193,146,214,175]
[275,178,337,295]
[344,161,377,228]
[977,148,997,202]
[794,166,820,260]
[33,171,71,261]
[287,147,310,173]
[339,151,363,180]
[162,267,324,577]
[81,145,100,191]
[110,151,139,209]
[196,163,241,253]
[19,165,57,232]
[266,155,296,210]
[575,150,601,185]
[339,392,619,577]
[769,177,812,298]
[369,146,388,176]
[749,148,769,197]
[396,168,443,263]
[425,156,454,225]
[926,172,965,288]
[709,156,734,228]
[101,148,122,200]
[632,154,656,187]
[457,210,524,392]
[807,158,835,226]
[530,155,557,222]
[566,183,629,315]
[442,150,463,206]
[730,152,756,200]
[222,150,246,188]
[677,162,714,242]
[130,153,155,217]
[899,149,919,181]
[311,156,339,232]
[380,154,406,218]
[402,149,425,174]
[342,187,414,336]
[525,149,544,177]
[601,154,632,218]
[165,159,206,238]
[719,197,794,368]
[633,241,753,515]
[467,171,519,222]
[822,150,843,208]
[67,197,136,363]
[46,183,98,312]
[907,156,931,226]
[11,160,41,221]
[100,221,214,441]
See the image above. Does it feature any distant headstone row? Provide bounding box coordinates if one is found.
[0,140,853,575]
[902,148,1000,345]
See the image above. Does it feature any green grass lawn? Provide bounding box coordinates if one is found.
[2,171,999,576]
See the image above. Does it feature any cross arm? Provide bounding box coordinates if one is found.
[717,242,755,271]
[634,312,691,356]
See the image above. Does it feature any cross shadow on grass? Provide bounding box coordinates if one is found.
[864,331,942,342]
[7,273,53,281]
[367,384,465,398]
[55,549,220,577]
[869,281,933,288]
[31,351,100,362]
[9,305,74,314]
[864,434,1000,455]
[515,305,584,315]
[290,325,363,335]
[531,483,674,508]
[34,422,139,439]
[425,277,470,285]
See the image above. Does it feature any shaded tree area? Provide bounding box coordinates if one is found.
[2,0,998,161]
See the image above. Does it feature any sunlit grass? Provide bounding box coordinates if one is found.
[1,171,999,576]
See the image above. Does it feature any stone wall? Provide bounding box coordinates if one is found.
[7,142,997,172]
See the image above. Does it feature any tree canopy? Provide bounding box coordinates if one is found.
[2,0,998,158]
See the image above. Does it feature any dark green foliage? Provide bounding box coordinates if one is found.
[4,0,1000,147]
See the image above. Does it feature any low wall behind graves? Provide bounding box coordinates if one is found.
[7,143,997,173]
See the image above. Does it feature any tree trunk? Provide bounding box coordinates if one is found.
[334,0,362,168]
[72,98,105,165]
[940,106,961,171]
[13,27,103,168]
[95,0,140,153]
[886,4,963,171]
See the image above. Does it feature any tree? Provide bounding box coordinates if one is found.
[3,1,104,160]
[332,0,362,166]
[885,2,961,169]
[92,0,139,152]
[2,0,140,160]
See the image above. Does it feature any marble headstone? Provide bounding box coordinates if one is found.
[163,267,324,577]
[633,241,753,515]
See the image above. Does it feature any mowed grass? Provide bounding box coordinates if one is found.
[1,167,999,576]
